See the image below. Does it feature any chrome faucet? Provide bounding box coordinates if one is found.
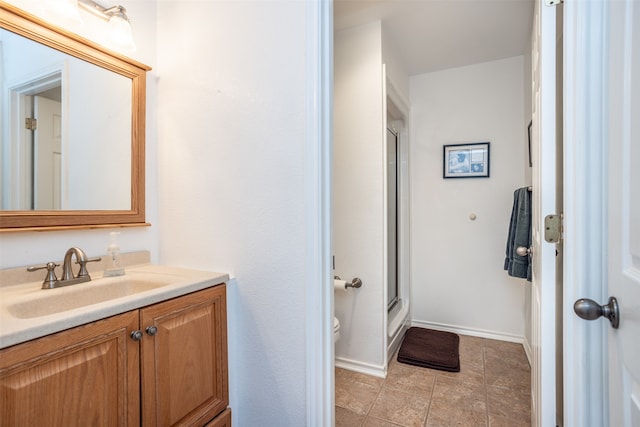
[27,247,101,289]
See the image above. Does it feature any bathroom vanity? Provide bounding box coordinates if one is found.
[0,5,234,424]
[0,5,231,425]
[0,263,231,427]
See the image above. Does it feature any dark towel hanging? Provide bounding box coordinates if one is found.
[504,187,532,281]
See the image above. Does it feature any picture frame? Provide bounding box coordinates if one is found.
[527,120,533,167]
[443,142,490,179]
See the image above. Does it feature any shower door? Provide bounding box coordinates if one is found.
[387,127,399,311]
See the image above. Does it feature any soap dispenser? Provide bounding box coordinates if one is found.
[104,232,125,277]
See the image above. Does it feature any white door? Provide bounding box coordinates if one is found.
[33,95,62,210]
[564,0,640,425]
[531,0,557,425]
[606,0,640,424]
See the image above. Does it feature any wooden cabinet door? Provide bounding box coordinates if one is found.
[140,285,228,427]
[0,311,140,427]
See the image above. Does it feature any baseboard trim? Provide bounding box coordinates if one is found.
[410,320,525,344]
[335,356,386,378]
[336,320,527,380]
[522,336,533,367]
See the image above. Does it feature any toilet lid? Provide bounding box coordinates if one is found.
[333,317,340,331]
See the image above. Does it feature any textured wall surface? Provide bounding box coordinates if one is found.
[410,56,528,339]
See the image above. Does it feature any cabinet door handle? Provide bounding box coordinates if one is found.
[130,330,143,341]
[145,326,158,336]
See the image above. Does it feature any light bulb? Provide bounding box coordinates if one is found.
[46,0,84,26]
[109,13,136,51]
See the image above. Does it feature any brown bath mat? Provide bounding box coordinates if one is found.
[397,327,460,372]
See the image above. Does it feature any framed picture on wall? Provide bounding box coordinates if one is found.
[443,142,490,179]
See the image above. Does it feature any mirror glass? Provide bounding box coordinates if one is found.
[1,28,132,211]
[0,4,149,230]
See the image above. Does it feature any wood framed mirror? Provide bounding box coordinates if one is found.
[0,3,150,231]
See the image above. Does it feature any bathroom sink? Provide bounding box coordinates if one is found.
[0,263,229,349]
[6,274,177,319]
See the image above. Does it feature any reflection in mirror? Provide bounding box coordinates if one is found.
[0,4,150,231]
[1,28,132,211]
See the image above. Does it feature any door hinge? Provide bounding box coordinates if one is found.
[544,214,562,243]
[25,117,37,131]
[544,0,563,5]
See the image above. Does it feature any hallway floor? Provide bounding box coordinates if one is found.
[335,334,531,426]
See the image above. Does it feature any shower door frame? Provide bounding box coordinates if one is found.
[386,126,400,313]
[383,71,411,368]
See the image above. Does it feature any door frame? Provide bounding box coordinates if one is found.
[4,66,64,210]
[562,1,608,425]
[384,73,411,363]
[308,0,616,425]
[304,0,334,425]
[531,0,558,425]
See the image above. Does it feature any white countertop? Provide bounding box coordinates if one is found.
[0,264,229,349]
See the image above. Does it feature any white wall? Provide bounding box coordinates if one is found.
[0,0,160,268]
[410,56,528,340]
[67,64,131,210]
[334,20,410,374]
[334,21,385,373]
[155,2,311,425]
[382,33,410,102]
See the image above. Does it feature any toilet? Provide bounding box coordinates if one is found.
[334,316,341,342]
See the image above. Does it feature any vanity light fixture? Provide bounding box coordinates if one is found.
[45,0,84,26]
[77,0,136,51]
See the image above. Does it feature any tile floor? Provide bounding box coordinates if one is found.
[335,334,531,427]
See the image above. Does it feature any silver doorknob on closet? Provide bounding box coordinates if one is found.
[516,246,531,256]
[574,296,620,329]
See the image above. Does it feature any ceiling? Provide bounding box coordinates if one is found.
[334,0,535,76]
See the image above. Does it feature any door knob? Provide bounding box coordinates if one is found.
[573,296,619,329]
[516,246,531,256]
